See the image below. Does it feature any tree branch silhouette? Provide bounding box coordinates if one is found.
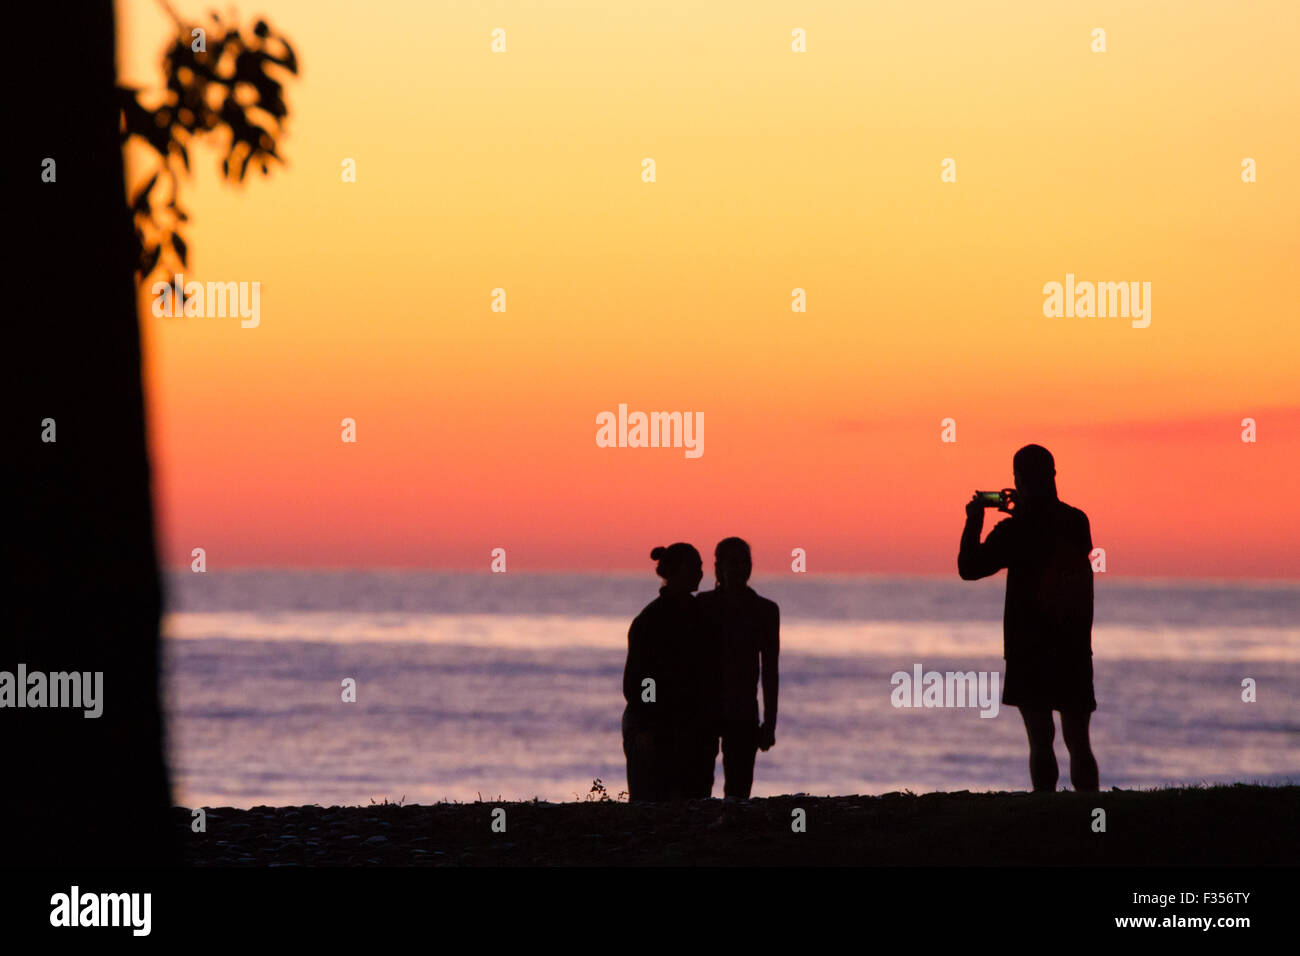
[120,8,299,281]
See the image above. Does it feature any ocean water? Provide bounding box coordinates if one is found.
[161,571,1300,808]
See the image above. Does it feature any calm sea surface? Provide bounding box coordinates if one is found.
[161,571,1300,807]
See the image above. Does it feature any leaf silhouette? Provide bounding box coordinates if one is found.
[119,12,300,283]
[131,173,158,213]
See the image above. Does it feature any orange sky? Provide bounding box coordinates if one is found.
[120,1,1300,577]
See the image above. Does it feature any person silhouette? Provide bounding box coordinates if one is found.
[958,444,1099,792]
[622,543,712,801]
[697,537,780,800]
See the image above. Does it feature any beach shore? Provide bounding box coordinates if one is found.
[176,784,1297,866]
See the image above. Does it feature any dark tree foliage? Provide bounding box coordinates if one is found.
[10,1,298,867]
[120,8,298,281]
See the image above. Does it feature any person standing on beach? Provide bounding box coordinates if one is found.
[622,543,713,801]
[958,444,1099,792]
[697,537,780,800]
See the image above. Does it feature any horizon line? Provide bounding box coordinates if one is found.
[160,566,1300,588]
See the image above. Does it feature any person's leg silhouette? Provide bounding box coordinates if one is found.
[721,719,759,798]
[1019,707,1058,791]
[1060,711,1099,791]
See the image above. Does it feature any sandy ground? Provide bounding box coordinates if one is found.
[175,785,1299,866]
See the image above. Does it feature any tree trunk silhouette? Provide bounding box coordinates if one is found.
[12,0,175,866]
